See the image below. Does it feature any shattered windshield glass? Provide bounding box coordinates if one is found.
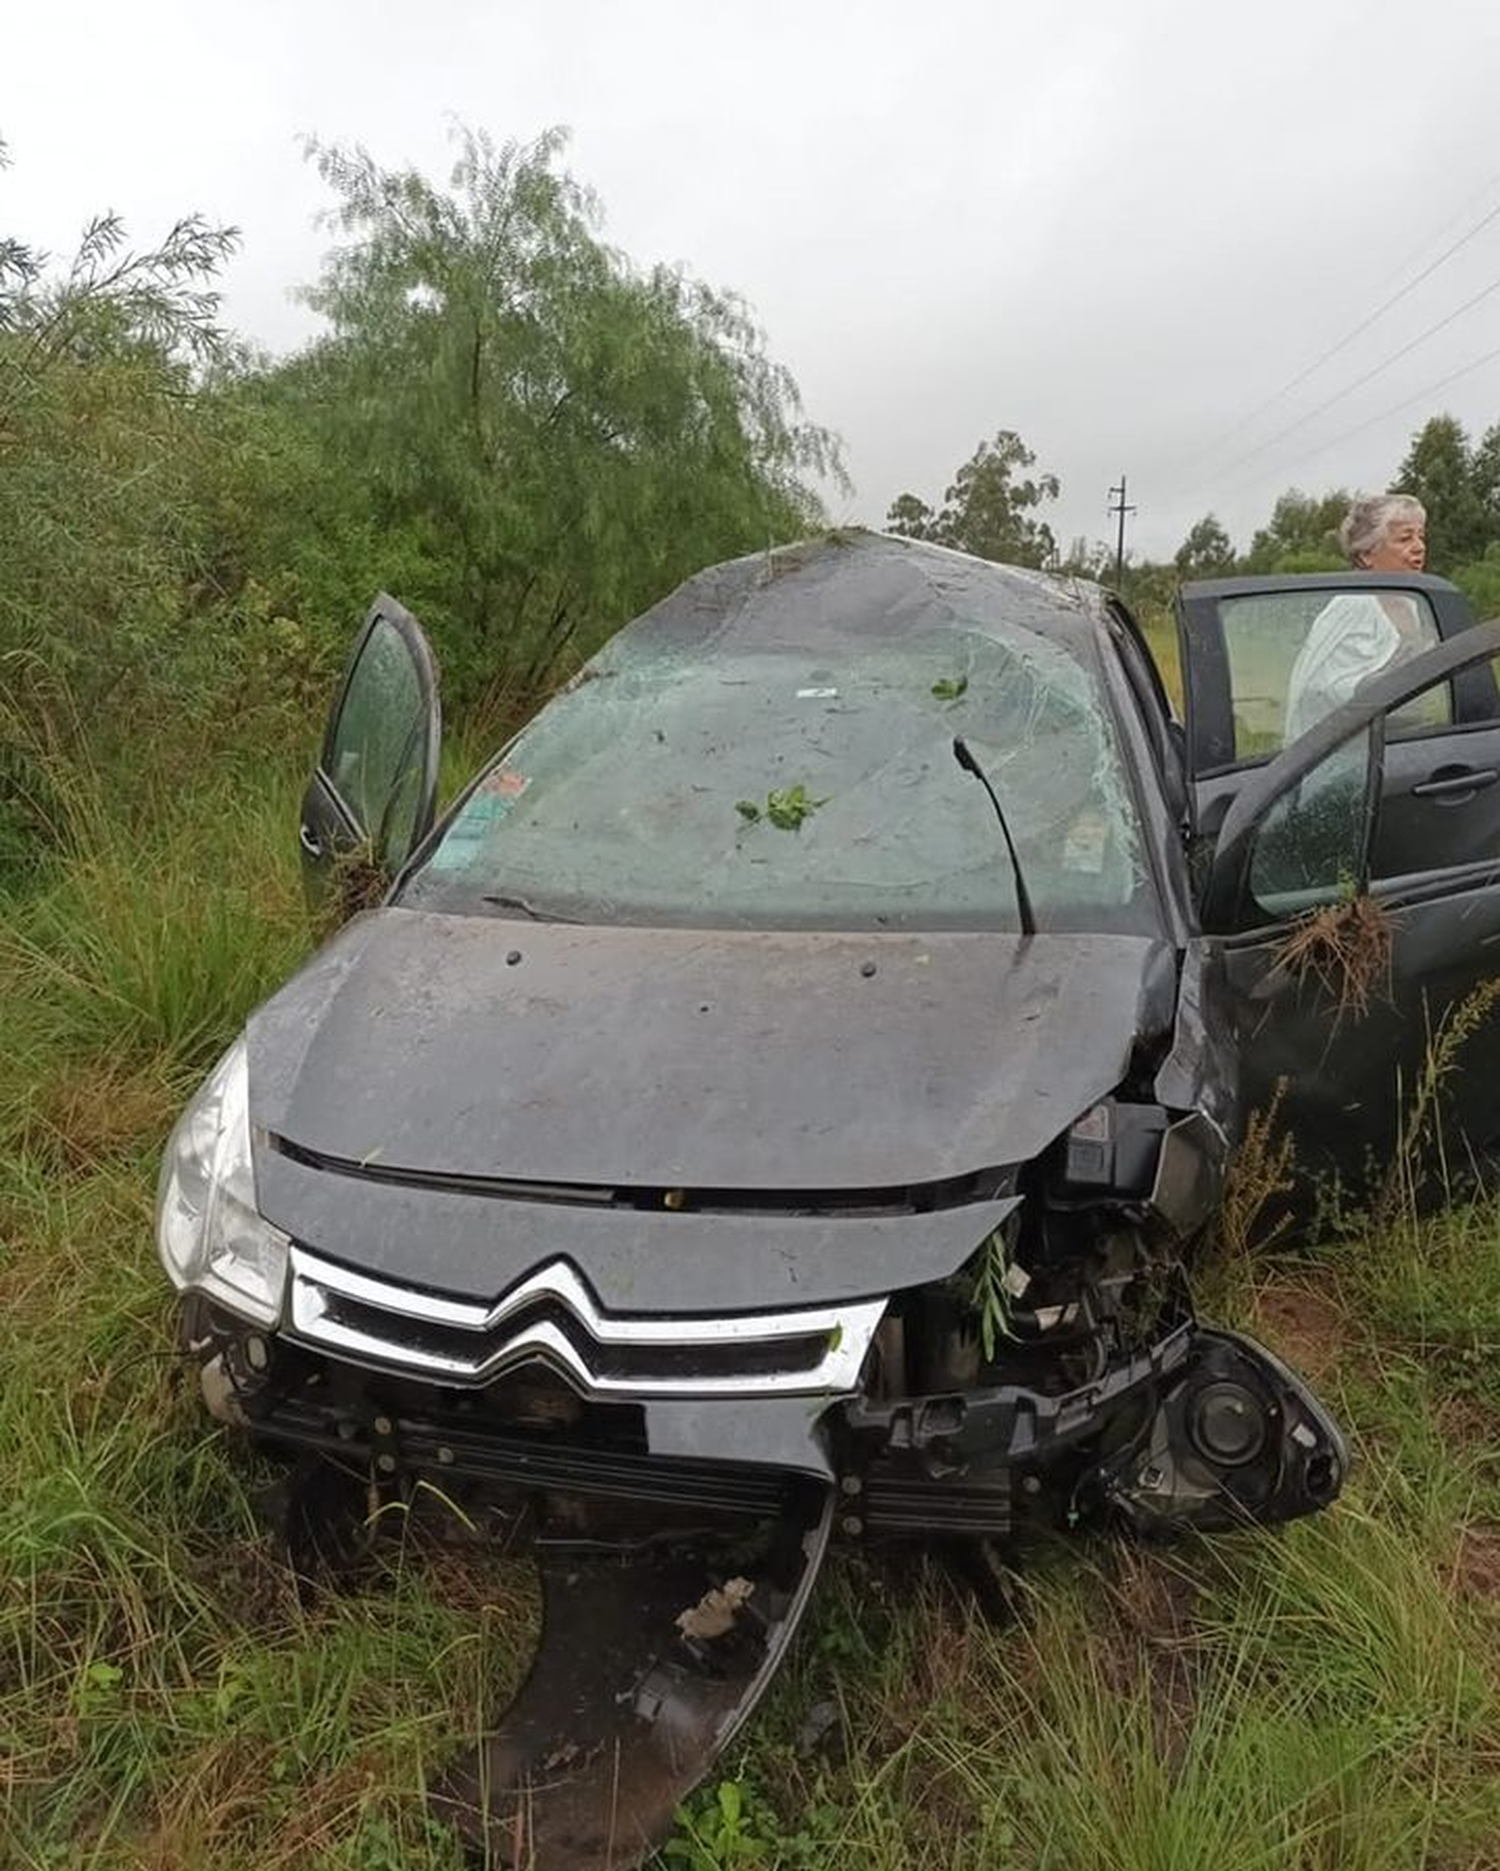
[403,574,1156,934]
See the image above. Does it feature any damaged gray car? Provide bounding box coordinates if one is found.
[158,532,1500,1867]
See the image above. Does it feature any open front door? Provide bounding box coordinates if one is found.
[1197,617,1500,1200]
[299,595,441,913]
[1176,571,1498,882]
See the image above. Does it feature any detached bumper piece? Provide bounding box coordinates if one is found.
[269,1454,833,1871]
[435,1487,829,1870]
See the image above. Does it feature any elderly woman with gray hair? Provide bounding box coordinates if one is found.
[1283,492,1430,740]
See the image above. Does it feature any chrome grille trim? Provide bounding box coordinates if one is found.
[285,1246,886,1397]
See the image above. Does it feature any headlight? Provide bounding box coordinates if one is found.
[156,1035,289,1327]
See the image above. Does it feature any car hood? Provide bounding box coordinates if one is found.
[248,910,1175,1192]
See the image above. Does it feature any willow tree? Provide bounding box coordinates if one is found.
[282,126,843,709]
[0,137,239,694]
[0,138,245,870]
[887,430,1060,569]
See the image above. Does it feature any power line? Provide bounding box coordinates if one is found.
[1363,162,1500,303]
[1209,264,1500,485]
[1259,204,1500,408]
[1182,179,1500,474]
[1219,335,1500,503]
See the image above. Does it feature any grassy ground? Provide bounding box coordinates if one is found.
[3,749,1499,1870]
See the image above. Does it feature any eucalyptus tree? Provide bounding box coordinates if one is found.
[1241,489,1350,575]
[1173,514,1235,577]
[886,430,1060,570]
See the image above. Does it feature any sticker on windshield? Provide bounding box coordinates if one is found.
[1062,810,1107,874]
[426,788,514,871]
[482,769,530,801]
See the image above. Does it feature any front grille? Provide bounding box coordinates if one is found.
[284,1245,886,1399]
[315,1287,832,1383]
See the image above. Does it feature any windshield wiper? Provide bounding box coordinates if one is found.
[952,736,1037,938]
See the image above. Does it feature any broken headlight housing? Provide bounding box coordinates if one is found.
[156,1035,289,1327]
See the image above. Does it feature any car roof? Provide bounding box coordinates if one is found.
[603,529,1115,671]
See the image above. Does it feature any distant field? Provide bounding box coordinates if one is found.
[1140,611,1182,711]
[3,753,1498,1871]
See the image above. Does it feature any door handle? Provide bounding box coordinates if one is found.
[299,823,324,859]
[1410,766,1500,801]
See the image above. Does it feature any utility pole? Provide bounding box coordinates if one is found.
[1108,475,1136,589]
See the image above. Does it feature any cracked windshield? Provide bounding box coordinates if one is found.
[404,610,1154,932]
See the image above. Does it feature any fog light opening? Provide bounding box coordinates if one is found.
[1304,1451,1339,1501]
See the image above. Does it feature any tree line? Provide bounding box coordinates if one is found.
[887,419,1500,621]
[9,120,1500,879]
[0,127,842,875]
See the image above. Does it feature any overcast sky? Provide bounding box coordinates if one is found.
[10,0,1500,558]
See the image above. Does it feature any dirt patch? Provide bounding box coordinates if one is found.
[1453,1525,1500,1605]
[1247,1278,1349,1387]
[25,1060,176,1169]
[1094,1548,1201,1766]
[1434,1394,1500,1451]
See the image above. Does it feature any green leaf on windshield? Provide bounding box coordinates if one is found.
[766,784,826,831]
[735,800,762,823]
[931,675,968,701]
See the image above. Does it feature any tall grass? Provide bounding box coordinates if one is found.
[0,743,538,1871]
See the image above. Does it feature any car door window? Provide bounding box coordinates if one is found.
[1219,588,1448,760]
[325,614,427,861]
[300,598,441,920]
[1246,727,1375,918]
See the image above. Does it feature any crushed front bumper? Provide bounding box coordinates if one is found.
[180,1279,1345,1870]
[184,1268,1346,1544]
